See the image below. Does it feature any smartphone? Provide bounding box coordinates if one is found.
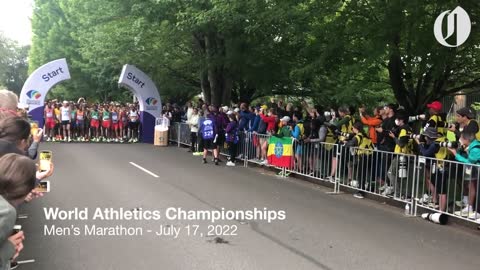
[39,151,52,172]
[35,181,50,193]
[12,225,22,235]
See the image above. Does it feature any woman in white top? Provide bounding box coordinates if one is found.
[128,106,139,143]
[187,108,200,152]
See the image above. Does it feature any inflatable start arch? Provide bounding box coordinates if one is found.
[19,58,71,128]
[118,64,162,144]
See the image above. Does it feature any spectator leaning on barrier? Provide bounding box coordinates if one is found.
[449,132,480,221]
[452,107,480,141]
[303,118,321,176]
[277,116,291,138]
[415,127,450,212]
[0,153,37,269]
[424,101,449,136]
[450,107,479,211]
[386,111,415,198]
[225,112,239,167]
[259,107,278,165]
[374,103,396,192]
[327,106,355,182]
[344,121,374,199]
[359,105,383,146]
[291,113,304,171]
[238,103,253,132]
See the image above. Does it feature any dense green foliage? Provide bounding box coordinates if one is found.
[0,33,29,94]
[27,0,479,112]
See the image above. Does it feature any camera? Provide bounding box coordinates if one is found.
[324,111,332,117]
[448,122,460,130]
[408,114,426,122]
[334,130,352,140]
[437,141,458,148]
[409,134,422,140]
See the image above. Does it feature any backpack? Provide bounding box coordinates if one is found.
[296,122,305,137]
[257,117,267,134]
[202,119,215,140]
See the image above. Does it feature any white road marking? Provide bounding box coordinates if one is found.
[129,162,159,178]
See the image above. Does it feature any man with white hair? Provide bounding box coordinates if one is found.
[0,89,19,114]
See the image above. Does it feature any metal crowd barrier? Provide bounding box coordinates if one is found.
[165,127,480,225]
[415,157,480,223]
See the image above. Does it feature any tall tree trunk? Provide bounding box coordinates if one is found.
[200,70,211,104]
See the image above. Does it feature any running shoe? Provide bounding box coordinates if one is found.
[10,261,18,269]
[226,161,235,167]
[381,186,394,196]
[202,158,207,164]
[353,192,364,199]
[46,137,51,142]
[418,194,431,204]
[468,212,480,220]
[454,206,472,217]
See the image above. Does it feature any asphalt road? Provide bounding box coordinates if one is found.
[15,143,480,270]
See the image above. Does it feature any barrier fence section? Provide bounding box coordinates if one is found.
[166,125,480,225]
[415,157,480,223]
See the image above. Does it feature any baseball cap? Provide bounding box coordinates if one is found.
[234,108,240,113]
[427,101,442,111]
[280,116,290,122]
[456,107,476,119]
[222,106,229,112]
[226,110,234,115]
[63,100,68,104]
[260,105,268,110]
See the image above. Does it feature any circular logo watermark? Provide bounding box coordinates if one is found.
[434,6,471,48]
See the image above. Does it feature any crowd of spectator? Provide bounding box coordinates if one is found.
[0,89,55,269]
[169,97,480,221]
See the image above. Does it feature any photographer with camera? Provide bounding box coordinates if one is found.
[449,107,479,212]
[451,107,479,141]
[415,127,450,212]
[343,122,374,199]
[449,131,480,220]
[386,111,415,198]
[326,106,355,182]
[423,101,449,136]
[375,104,396,192]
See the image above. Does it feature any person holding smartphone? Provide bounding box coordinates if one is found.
[0,153,37,269]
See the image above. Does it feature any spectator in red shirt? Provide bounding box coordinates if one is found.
[259,108,277,134]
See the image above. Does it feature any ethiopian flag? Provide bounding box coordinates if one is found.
[267,136,293,168]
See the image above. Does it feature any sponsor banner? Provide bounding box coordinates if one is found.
[118,65,162,143]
